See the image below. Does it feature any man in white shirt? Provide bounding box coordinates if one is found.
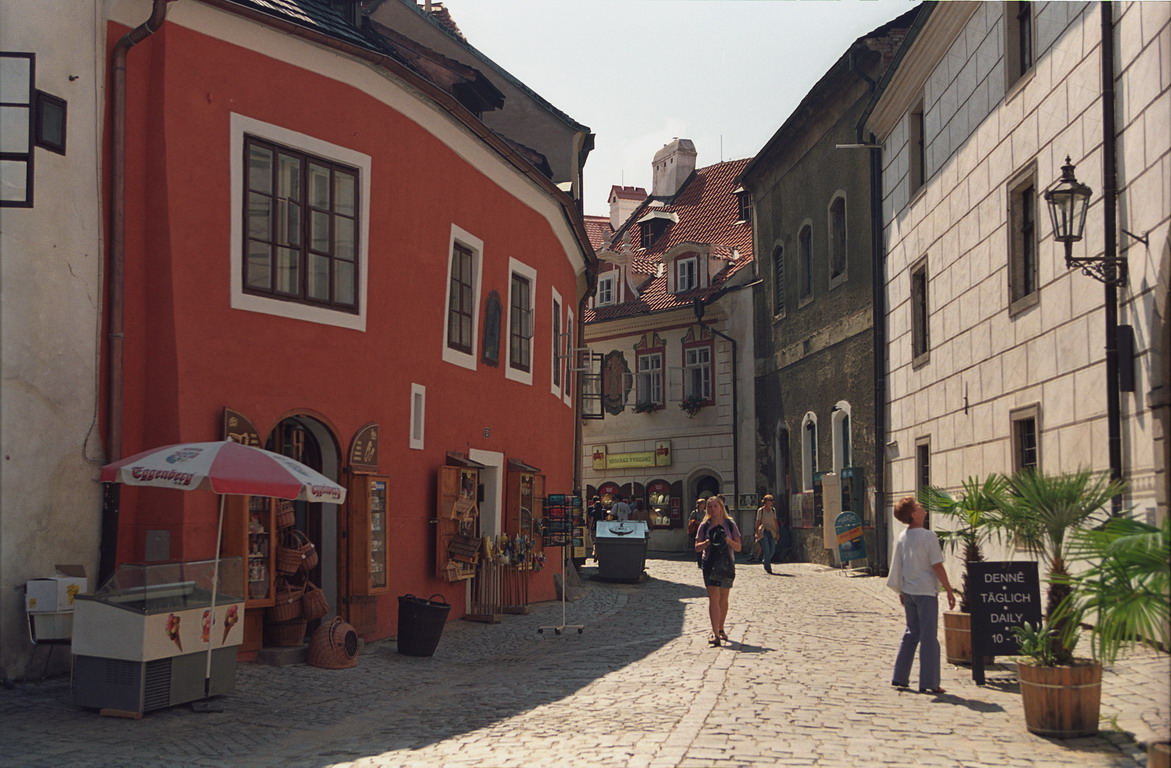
[611,494,632,521]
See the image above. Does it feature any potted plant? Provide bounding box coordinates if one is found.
[1057,513,1169,759]
[918,474,1007,665]
[999,468,1125,738]
[679,394,707,417]
[632,400,658,414]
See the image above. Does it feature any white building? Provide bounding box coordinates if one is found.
[865,1,1170,567]
[1,2,107,681]
[582,141,757,549]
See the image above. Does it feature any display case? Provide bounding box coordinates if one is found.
[221,496,276,606]
[72,559,245,714]
[349,475,390,594]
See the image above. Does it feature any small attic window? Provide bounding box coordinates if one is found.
[734,188,751,223]
[640,219,668,248]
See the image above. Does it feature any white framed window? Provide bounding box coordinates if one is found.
[409,383,426,450]
[683,341,712,401]
[636,349,664,407]
[831,401,852,474]
[1005,1,1035,90]
[801,412,818,491]
[562,309,574,408]
[551,289,563,397]
[230,113,371,331]
[828,194,847,283]
[505,257,537,385]
[596,273,616,306]
[676,256,698,293]
[441,224,484,370]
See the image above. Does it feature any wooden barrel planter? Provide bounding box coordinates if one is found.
[1017,660,1102,738]
[943,611,994,666]
[1150,740,1170,768]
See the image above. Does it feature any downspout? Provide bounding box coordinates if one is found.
[1100,2,1124,515]
[101,0,174,582]
[575,260,599,500]
[693,291,742,518]
[852,53,890,572]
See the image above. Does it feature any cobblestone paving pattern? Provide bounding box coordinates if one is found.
[1,558,1166,767]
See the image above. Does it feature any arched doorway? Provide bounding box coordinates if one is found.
[267,414,342,627]
[691,474,721,503]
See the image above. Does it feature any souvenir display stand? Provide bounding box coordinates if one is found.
[220,495,276,653]
[435,465,482,583]
[537,494,584,636]
[72,558,245,716]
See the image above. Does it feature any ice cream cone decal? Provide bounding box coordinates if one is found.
[201,610,212,644]
[165,613,182,652]
[222,605,239,643]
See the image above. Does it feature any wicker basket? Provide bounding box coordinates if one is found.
[266,579,304,622]
[278,529,318,574]
[264,618,307,647]
[275,499,296,530]
[301,580,328,621]
[307,616,359,669]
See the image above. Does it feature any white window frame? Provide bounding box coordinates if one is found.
[550,288,563,398]
[801,412,818,491]
[441,224,484,371]
[562,308,574,408]
[596,273,616,306]
[230,113,371,331]
[828,193,847,286]
[676,256,698,293]
[409,383,426,450]
[831,401,852,474]
[636,349,664,407]
[683,342,712,401]
[505,257,537,385]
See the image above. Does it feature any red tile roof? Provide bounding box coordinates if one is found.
[583,215,615,252]
[586,158,754,323]
[609,185,647,201]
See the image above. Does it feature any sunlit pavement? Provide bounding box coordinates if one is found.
[2,556,1166,767]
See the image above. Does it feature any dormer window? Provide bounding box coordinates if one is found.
[640,219,668,248]
[734,187,752,223]
[596,273,616,306]
[676,257,697,293]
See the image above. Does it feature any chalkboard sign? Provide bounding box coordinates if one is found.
[970,561,1042,657]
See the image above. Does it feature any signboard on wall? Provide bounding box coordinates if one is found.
[223,408,261,447]
[349,422,380,473]
[834,511,866,563]
[591,441,673,470]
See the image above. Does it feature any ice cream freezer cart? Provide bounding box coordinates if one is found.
[71,558,245,715]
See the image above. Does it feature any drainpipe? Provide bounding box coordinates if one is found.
[101,0,174,582]
[1100,2,1124,515]
[575,262,598,501]
[693,290,743,521]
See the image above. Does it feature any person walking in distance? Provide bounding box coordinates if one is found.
[754,494,780,574]
[887,495,956,694]
[610,494,632,521]
[694,495,741,647]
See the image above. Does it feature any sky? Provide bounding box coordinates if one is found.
[445,0,917,217]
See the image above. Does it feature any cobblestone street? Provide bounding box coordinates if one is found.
[3,556,1167,768]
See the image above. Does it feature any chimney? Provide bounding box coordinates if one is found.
[608,185,647,230]
[651,138,697,198]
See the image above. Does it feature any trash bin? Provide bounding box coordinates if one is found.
[397,593,451,657]
[594,521,648,582]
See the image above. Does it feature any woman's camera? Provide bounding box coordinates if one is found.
[708,524,727,549]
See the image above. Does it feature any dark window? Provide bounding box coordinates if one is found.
[911,259,930,361]
[830,197,846,278]
[1007,1,1034,86]
[676,256,697,293]
[683,341,712,402]
[447,243,475,353]
[736,191,752,222]
[1009,175,1038,304]
[640,219,669,248]
[244,135,359,311]
[803,419,818,490]
[799,225,813,299]
[1,52,35,207]
[552,298,562,387]
[839,414,851,468]
[773,246,785,315]
[1013,413,1039,472]
[34,91,65,154]
[636,349,664,406]
[481,290,501,366]
[910,100,926,195]
[509,273,532,372]
[916,440,930,491]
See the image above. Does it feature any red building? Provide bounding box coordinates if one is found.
[104,0,593,652]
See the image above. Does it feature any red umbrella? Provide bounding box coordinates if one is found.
[101,440,347,702]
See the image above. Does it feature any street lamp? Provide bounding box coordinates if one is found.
[1043,157,1125,285]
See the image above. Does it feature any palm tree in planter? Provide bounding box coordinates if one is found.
[999,468,1126,738]
[1056,514,1170,757]
[918,474,1007,665]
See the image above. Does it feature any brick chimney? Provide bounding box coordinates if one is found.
[608,185,647,229]
[651,138,696,198]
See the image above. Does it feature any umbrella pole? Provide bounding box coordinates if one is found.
[201,495,226,703]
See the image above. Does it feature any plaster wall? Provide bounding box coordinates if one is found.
[0,1,106,683]
[875,2,1170,576]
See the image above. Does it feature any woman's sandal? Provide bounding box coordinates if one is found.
[920,687,946,695]
[708,633,721,647]
[891,681,909,689]
[718,629,728,642]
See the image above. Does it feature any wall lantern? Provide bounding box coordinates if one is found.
[1043,157,1125,285]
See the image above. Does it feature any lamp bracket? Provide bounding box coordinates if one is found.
[1120,228,1149,248]
[1065,254,1128,286]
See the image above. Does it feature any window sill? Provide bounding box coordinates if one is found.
[1005,66,1035,103]
[828,271,848,291]
[1008,290,1040,318]
[911,350,931,370]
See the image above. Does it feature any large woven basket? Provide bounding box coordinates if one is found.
[307,616,359,669]
[278,529,318,574]
[275,499,296,530]
[264,618,307,647]
[301,580,328,621]
[266,579,304,622]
